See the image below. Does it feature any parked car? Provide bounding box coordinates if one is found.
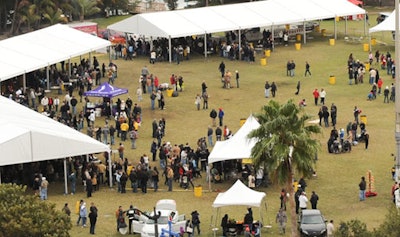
[298,209,327,237]
[133,199,186,237]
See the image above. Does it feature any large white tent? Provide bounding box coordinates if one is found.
[208,115,260,164]
[212,180,267,227]
[0,24,111,82]
[369,9,396,33]
[108,0,365,38]
[0,95,111,191]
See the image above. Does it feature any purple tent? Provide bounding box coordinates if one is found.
[83,82,128,98]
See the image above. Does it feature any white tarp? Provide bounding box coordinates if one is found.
[369,9,396,33]
[0,24,111,82]
[212,180,266,207]
[108,0,366,38]
[0,95,110,166]
[208,115,260,164]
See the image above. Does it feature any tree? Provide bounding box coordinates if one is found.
[0,183,72,237]
[72,0,101,21]
[248,99,321,237]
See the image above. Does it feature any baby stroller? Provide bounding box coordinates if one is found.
[332,140,341,154]
[181,174,189,189]
[342,140,352,152]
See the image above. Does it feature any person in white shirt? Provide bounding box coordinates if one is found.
[299,192,309,210]
[327,220,335,237]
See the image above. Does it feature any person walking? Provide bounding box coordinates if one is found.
[313,89,319,105]
[62,203,71,217]
[305,61,311,76]
[271,82,277,97]
[80,202,88,228]
[310,191,319,209]
[207,126,213,147]
[364,130,369,150]
[327,220,335,237]
[359,176,366,201]
[127,205,136,234]
[295,81,301,95]
[89,202,98,234]
[264,81,271,98]
[320,89,326,105]
[221,214,228,236]
[191,210,201,235]
[276,208,287,235]
[235,70,240,88]
[210,109,217,127]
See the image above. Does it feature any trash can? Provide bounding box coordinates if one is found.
[260,57,267,66]
[295,43,301,50]
[329,75,336,85]
[296,34,302,41]
[360,115,367,125]
[371,38,376,46]
[264,49,271,57]
[365,62,370,71]
[166,89,174,97]
[329,38,335,46]
[363,43,369,52]
[240,118,246,127]
[194,185,202,197]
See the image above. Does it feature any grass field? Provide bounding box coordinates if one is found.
[37,7,400,237]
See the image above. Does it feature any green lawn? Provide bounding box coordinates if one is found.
[41,7,399,237]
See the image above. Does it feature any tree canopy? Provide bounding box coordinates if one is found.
[0,183,71,237]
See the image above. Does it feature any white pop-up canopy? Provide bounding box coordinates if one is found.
[208,115,260,164]
[0,95,112,191]
[212,180,267,227]
[0,24,111,82]
[369,9,396,33]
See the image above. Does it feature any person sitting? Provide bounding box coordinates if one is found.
[299,99,307,107]
[367,90,374,100]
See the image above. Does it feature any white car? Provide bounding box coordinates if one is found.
[133,199,186,237]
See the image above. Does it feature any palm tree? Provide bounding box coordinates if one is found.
[248,99,321,237]
[42,6,65,25]
[73,0,101,22]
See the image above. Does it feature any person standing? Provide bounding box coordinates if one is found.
[276,208,287,235]
[62,203,71,217]
[310,191,319,209]
[218,108,224,126]
[152,166,159,192]
[207,126,213,147]
[80,202,88,228]
[271,82,277,97]
[191,210,201,235]
[359,176,366,201]
[330,103,337,127]
[219,61,225,79]
[215,126,222,141]
[264,81,271,98]
[40,177,49,200]
[141,66,150,93]
[201,80,208,94]
[299,191,308,210]
[305,61,311,76]
[210,109,217,127]
[327,220,335,237]
[313,89,319,105]
[202,92,208,110]
[127,205,136,234]
[221,214,228,236]
[89,202,98,234]
[167,166,174,191]
[320,89,326,105]
[364,130,369,150]
[384,86,390,103]
[248,172,256,189]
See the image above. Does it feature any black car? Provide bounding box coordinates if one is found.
[298,209,327,237]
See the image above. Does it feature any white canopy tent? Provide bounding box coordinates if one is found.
[0,95,112,192]
[108,0,366,61]
[208,115,260,164]
[0,24,111,85]
[369,9,396,33]
[212,180,267,227]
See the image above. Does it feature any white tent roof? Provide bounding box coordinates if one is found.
[108,0,366,38]
[369,9,396,33]
[212,180,266,208]
[0,95,110,166]
[0,24,111,82]
[208,115,260,164]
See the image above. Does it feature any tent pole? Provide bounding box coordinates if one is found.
[238,29,241,61]
[169,37,172,63]
[63,158,68,195]
[345,16,348,36]
[303,22,306,44]
[23,74,26,93]
[207,164,211,191]
[204,34,207,60]
[46,66,50,90]
[271,26,275,51]
[334,16,337,40]
[108,151,113,187]
[68,59,71,78]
